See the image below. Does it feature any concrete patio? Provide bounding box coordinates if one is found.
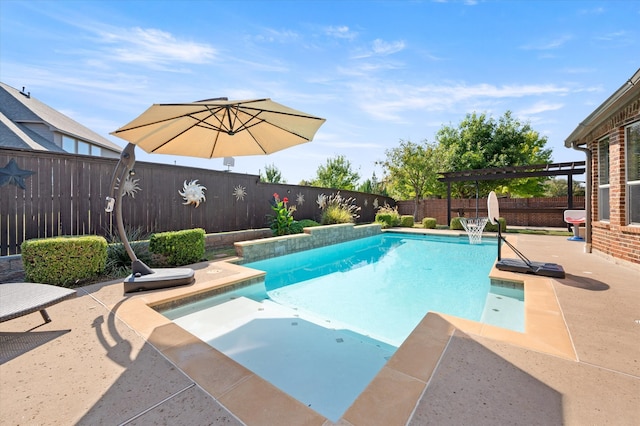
[1,232,638,425]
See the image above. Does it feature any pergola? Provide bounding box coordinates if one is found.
[438,161,586,225]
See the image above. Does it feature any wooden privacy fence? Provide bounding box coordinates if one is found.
[1,148,395,255]
[397,196,585,228]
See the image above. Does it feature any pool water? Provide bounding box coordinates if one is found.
[161,232,524,421]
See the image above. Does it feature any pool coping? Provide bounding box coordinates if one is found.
[110,233,576,426]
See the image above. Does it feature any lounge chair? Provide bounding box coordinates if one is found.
[0,283,76,324]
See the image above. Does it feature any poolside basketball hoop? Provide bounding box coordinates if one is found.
[459,217,488,244]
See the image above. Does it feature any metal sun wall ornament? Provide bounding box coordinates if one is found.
[0,158,35,190]
[316,193,326,209]
[296,193,305,205]
[373,198,379,209]
[179,179,207,207]
[116,176,141,198]
[232,185,246,201]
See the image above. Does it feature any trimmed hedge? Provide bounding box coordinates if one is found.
[450,217,507,232]
[422,217,437,229]
[399,215,414,227]
[21,236,108,287]
[149,228,205,266]
[450,217,465,230]
[485,217,507,232]
[289,219,320,234]
[375,212,400,229]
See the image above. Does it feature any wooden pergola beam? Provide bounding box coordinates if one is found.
[437,161,586,226]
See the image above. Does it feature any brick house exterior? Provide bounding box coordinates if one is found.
[565,69,640,267]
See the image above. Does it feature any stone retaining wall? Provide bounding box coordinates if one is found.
[235,223,382,263]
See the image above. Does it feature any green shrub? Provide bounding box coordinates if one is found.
[422,217,437,229]
[375,204,401,228]
[149,228,205,266]
[289,219,320,234]
[484,217,507,232]
[450,217,464,230]
[21,236,108,287]
[400,215,414,227]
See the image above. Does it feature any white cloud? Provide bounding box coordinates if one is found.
[254,28,300,43]
[98,27,216,66]
[517,101,564,116]
[351,81,573,122]
[351,38,406,59]
[578,7,605,15]
[520,34,573,50]
[371,39,406,56]
[594,30,634,44]
[326,25,357,40]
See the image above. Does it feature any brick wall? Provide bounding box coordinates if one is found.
[589,121,640,266]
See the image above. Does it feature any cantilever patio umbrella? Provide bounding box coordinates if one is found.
[112,97,326,158]
[107,98,326,293]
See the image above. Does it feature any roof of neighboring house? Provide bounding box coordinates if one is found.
[564,68,640,147]
[0,82,121,153]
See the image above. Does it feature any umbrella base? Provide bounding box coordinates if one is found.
[496,258,565,279]
[123,268,195,293]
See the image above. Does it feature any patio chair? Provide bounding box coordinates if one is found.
[0,283,76,324]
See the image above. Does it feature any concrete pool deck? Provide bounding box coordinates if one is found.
[1,232,639,425]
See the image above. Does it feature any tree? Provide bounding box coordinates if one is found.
[357,172,387,195]
[378,140,447,215]
[544,178,585,197]
[436,111,552,198]
[311,155,360,190]
[260,163,285,183]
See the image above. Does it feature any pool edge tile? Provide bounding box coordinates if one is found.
[161,335,255,399]
[342,366,427,426]
[385,313,454,382]
[218,374,327,426]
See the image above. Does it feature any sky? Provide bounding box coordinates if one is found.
[1,0,638,185]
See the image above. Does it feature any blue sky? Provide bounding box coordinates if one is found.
[1,0,638,185]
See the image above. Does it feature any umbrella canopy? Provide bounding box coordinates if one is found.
[110,98,326,158]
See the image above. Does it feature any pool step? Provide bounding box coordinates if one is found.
[172,296,395,421]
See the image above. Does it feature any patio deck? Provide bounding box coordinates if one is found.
[1,233,638,425]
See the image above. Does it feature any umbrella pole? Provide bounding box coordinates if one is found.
[106,143,153,276]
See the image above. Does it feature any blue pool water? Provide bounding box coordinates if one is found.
[246,233,511,345]
[162,232,524,421]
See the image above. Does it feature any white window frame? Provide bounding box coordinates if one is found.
[626,122,640,225]
[597,136,610,222]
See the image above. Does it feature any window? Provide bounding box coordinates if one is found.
[77,140,90,155]
[61,135,101,156]
[598,137,610,221]
[62,135,75,153]
[627,122,640,225]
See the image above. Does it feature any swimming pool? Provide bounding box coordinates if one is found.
[161,232,524,421]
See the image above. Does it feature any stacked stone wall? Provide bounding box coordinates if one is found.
[235,223,382,263]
